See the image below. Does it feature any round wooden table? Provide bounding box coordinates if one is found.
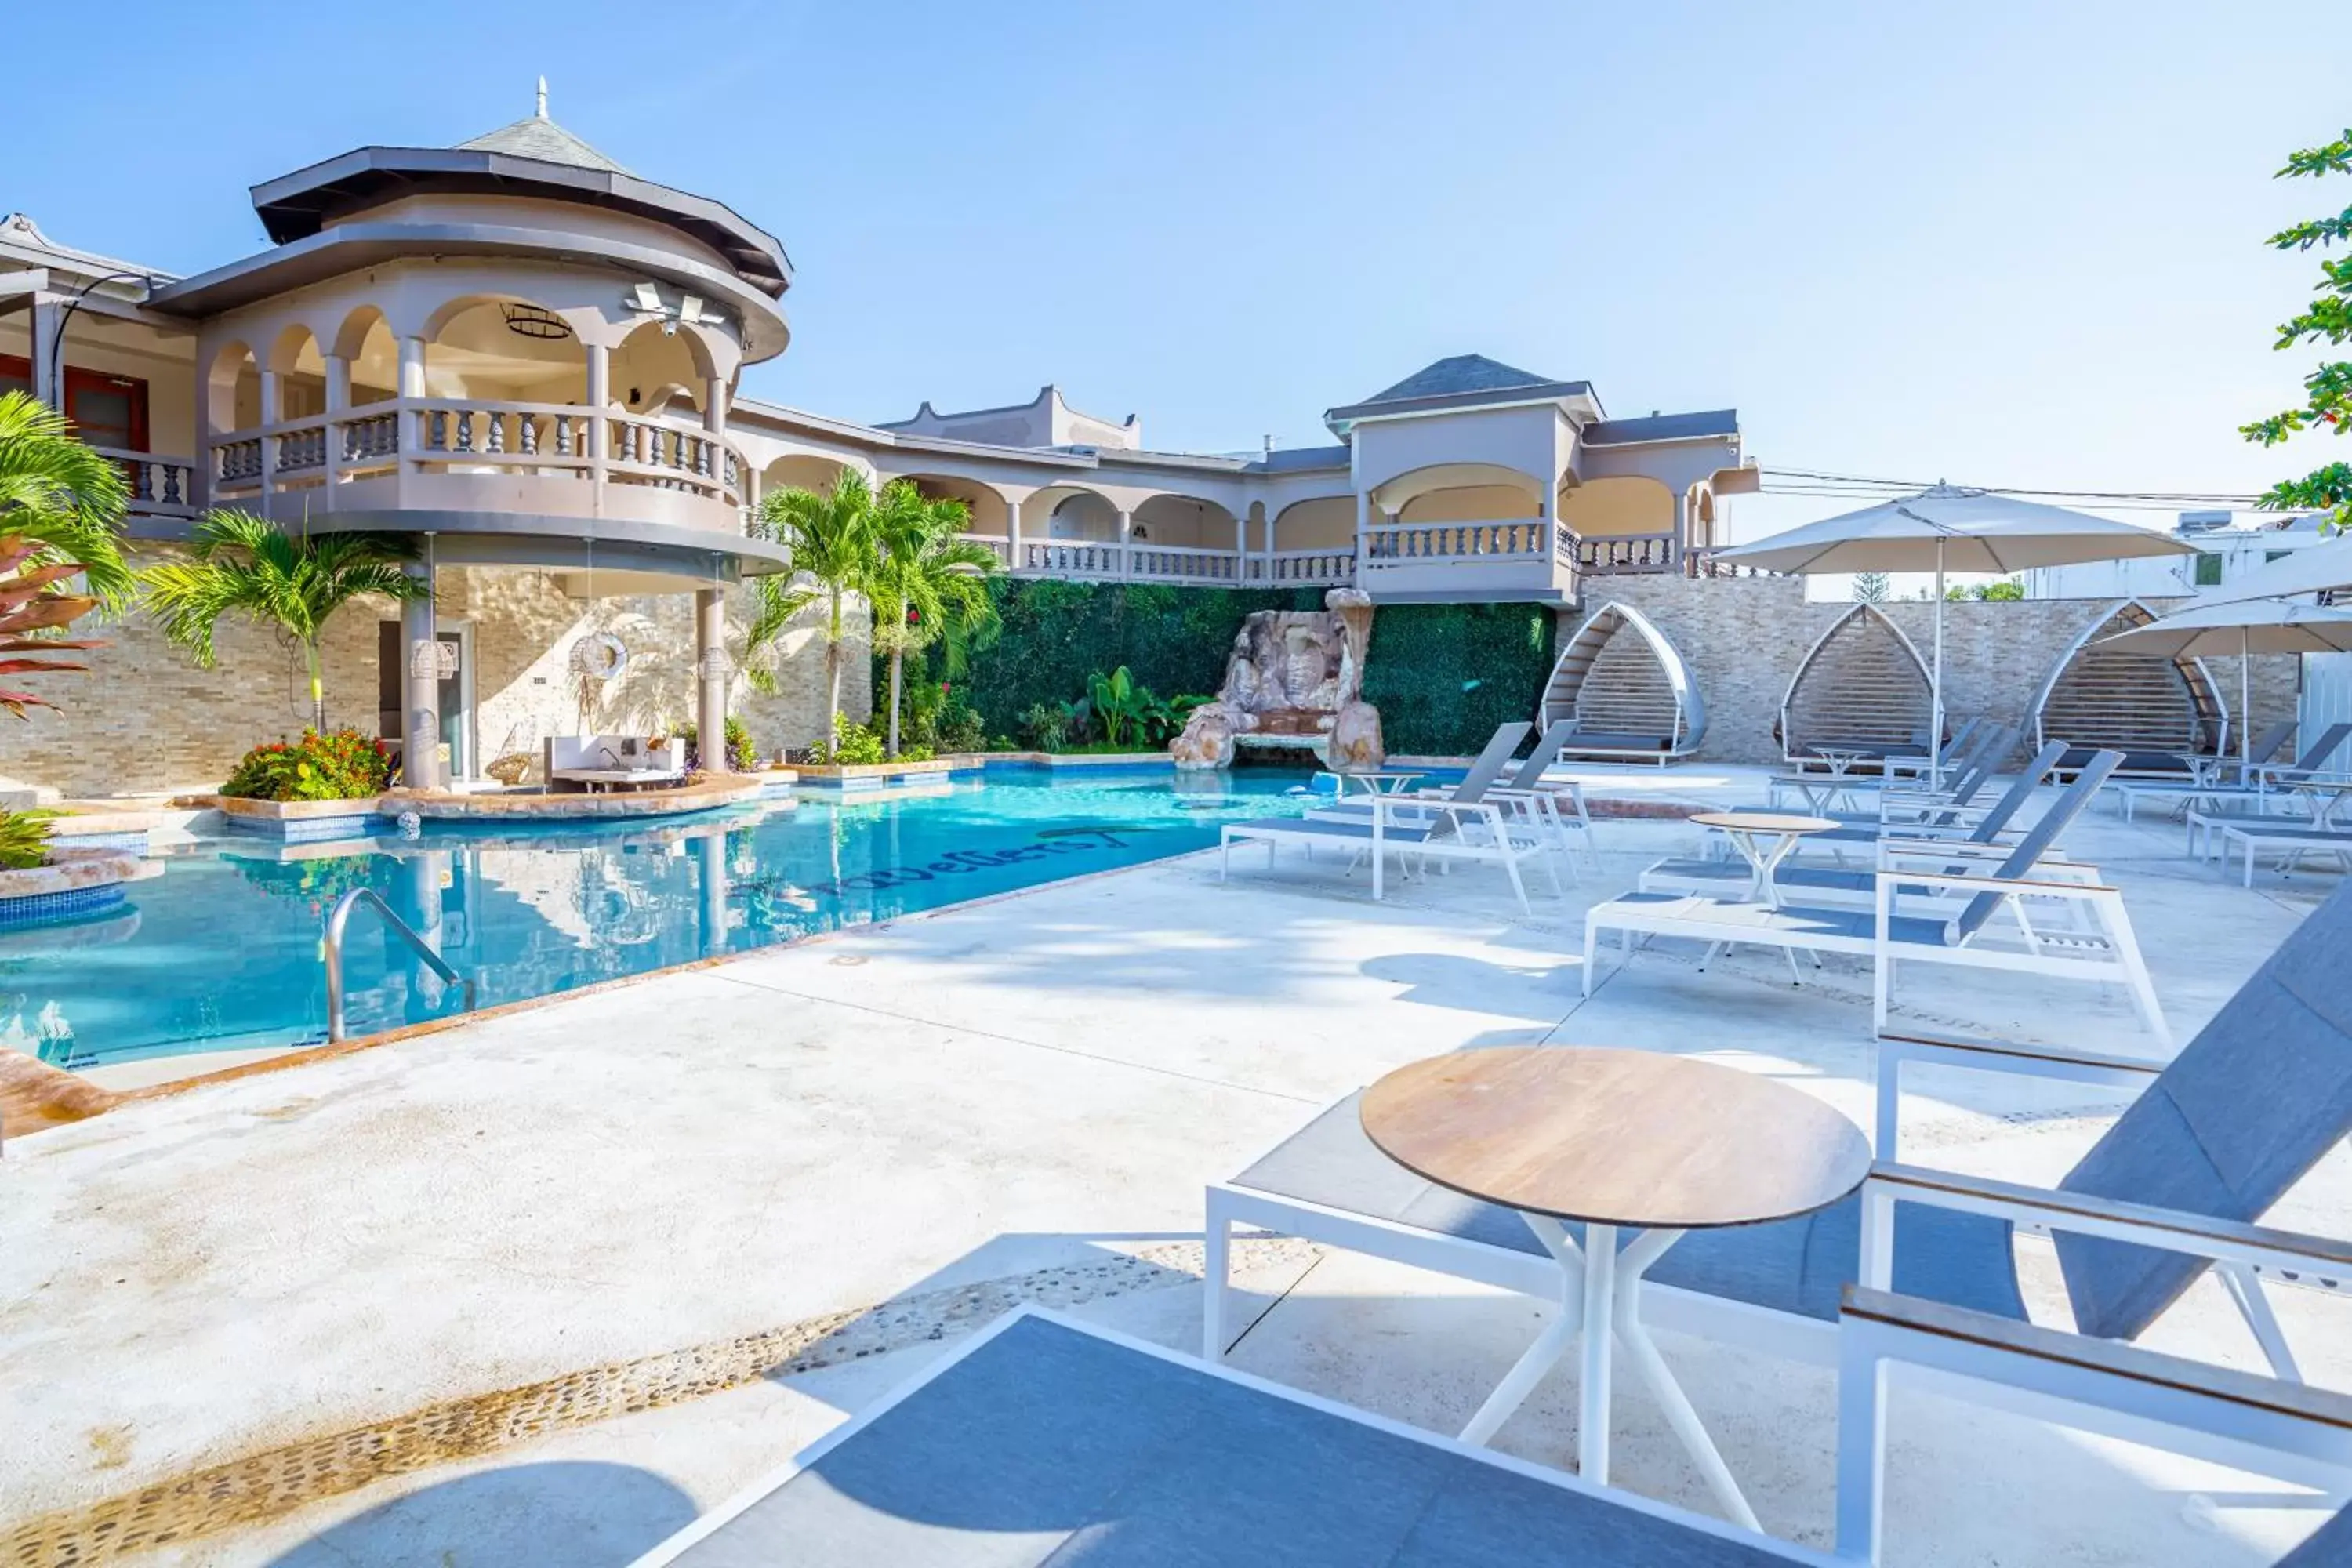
[1689,811,1839,985]
[1361,1046,1871,1528]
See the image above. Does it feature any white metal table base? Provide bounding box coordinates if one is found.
[1697,826,1821,984]
[1454,1216,1762,1530]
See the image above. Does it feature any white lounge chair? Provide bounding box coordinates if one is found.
[629,1295,2352,1566]
[1223,723,1561,910]
[2111,721,2351,823]
[1581,753,2167,1041]
[1323,717,1598,875]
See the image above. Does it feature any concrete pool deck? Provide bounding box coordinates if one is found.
[0,764,2343,1564]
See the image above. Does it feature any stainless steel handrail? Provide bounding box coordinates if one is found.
[325,887,477,1042]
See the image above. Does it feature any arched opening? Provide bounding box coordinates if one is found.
[2029,598,2227,773]
[1541,600,1706,763]
[887,474,1007,537]
[334,307,400,406]
[206,340,259,434]
[610,319,715,416]
[1780,604,1934,764]
[423,296,589,403]
[1558,476,1676,573]
[267,324,328,420]
[1371,462,1545,522]
[1131,493,1236,551]
[1271,495,1356,550]
[1029,484,1119,542]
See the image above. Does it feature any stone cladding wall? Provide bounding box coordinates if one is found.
[1561,575,2302,765]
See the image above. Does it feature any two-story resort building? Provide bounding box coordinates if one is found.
[0,92,1753,799]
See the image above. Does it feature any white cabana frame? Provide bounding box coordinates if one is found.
[1539,599,1707,764]
[1779,604,1936,768]
[2027,597,2227,766]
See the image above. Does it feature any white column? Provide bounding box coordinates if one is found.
[400,561,441,791]
[323,354,350,495]
[1232,506,1247,579]
[1116,509,1133,579]
[696,586,729,775]
[1006,496,1023,574]
[1355,491,1371,583]
[702,377,728,434]
[396,336,426,397]
[256,368,281,518]
[585,341,611,517]
[28,296,62,409]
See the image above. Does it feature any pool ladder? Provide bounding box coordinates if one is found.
[325,888,478,1043]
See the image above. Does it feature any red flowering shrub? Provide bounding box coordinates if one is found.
[220,728,395,801]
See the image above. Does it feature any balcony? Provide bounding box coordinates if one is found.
[206,400,750,538]
[1358,517,1575,601]
[94,447,201,524]
[958,537,1357,590]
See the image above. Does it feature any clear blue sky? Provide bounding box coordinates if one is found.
[9,2,2325,545]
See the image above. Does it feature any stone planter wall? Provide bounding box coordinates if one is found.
[0,848,143,929]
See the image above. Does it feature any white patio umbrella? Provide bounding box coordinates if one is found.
[1714,484,2197,781]
[2096,597,2352,764]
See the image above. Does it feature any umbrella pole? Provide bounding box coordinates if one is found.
[2241,626,2252,768]
[1931,541,1946,787]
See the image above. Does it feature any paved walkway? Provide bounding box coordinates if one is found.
[0,766,2340,1565]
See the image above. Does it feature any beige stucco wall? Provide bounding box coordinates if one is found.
[0,562,864,800]
[1560,575,2302,764]
[1558,475,1675,539]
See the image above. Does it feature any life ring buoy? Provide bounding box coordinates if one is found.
[568,633,630,681]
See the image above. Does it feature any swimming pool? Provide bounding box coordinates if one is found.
[5,770,1311,1072]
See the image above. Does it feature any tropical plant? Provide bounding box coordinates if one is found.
[1085,665,1158,747]
[814,711,888,766]
[677,716,757,772]
[0,391,132,717]
[142,510,430,731]
[0,807,56,870]
[868,493,1002,757]
[746,471,888,739]
[0,390,132,604]
[220,728,396,802]
[1018,701,1073,751]
[2241,122,2352,531]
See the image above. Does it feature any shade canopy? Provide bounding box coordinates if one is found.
[2095,597,2352,658]
[1714,485,2199,575]
[2190,535,2352,608]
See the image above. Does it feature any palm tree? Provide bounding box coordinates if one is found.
[0,390,132,602]
[746,470,895,741]
[869,495,1002,756]
[0,390,132,717]
[143,510,430,731]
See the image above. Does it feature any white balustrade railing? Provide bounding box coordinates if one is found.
[956,533,1012,566]
[90,446,198,517]
[1574,529,1678,575]
[205,398,748,514]
[1021,540,1125,578]
[1361,518,1549,566]
[1249,549,1356,586]
[1127,543,1241,583]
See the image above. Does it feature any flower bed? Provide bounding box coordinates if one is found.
[222,729,395,803]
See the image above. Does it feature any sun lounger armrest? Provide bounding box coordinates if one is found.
[1859,1163,2352,1290]
[1871,869,2113,896]
[1874,838,2069,868]
[1838,1283,2352,1427]
[1869,1029,2157,1154]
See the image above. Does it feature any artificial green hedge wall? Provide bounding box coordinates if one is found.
[1357,601,1558,757]
[887,582,1557,757]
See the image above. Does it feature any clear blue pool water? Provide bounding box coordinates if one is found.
[5,770,1317,1072]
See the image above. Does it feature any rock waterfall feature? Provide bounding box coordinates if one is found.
[1171,589,1384,771]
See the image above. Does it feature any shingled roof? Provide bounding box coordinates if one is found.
[456,107,630,175]
[1357,354,1555,405]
